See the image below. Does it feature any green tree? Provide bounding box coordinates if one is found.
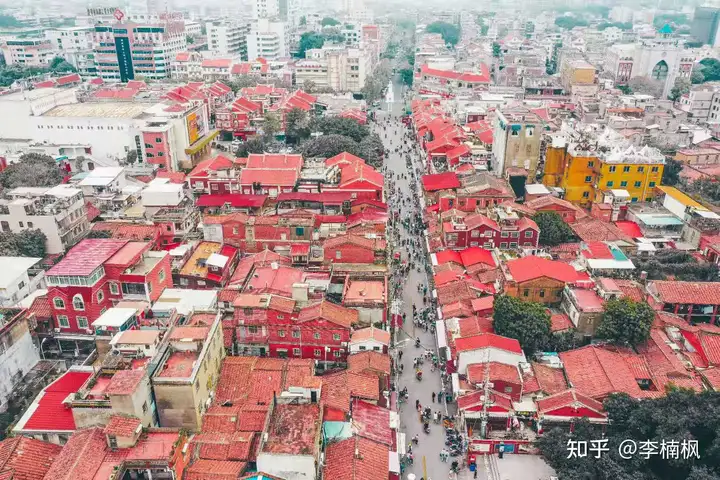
[532,211,577,246]
[125,150,138,165]
[691,68,706,84]
[300,134,363,159]
[662,158,683,186]
[299,16,307,26]
[235,137,269,157]
[596,297,653,346]
[285,107,310,145]
[554,16,589,30]
[262,112,281,138]
[49,56,76,73]
[358,133,384,169]
[492,42,501,58]
[0,14,22,28]
[320,17,340,27]
[0,153,64,191]
[309,116,369,142]
[399,68,414,86]
[298,32,325,58]
[186,35,194,44]
[669,77,691,101]
[698,58,720,82]
[0,229,47,258]
[426,21,461,46]
[492,295,552,355]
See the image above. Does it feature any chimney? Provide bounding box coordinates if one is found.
[292,283,309,302]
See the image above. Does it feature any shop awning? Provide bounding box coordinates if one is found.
[185,129,219,155]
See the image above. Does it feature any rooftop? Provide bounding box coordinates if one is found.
[344,280,385,303]
[0,437,62,480]
[42,102,152,118]
[104,369,146,396]
[47,239,127,276]
[155,351,198,379]
[0,256,41,288]
[14,369,92,433]
[262,403,320,455]
[92,307,137,329]
[103,415,142,437]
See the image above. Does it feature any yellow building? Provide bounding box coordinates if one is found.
[542,129,666,207]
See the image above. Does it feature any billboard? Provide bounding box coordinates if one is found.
[186,110,205,145]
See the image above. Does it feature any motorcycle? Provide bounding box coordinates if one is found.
[415,338,421,348]
[415,370,423,381]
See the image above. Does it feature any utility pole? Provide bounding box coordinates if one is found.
[422,455,427,479]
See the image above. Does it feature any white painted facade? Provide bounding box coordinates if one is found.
[0,314,41,412]
[0,88,78,142]
[0,257,42,307]
[256,452,316,480]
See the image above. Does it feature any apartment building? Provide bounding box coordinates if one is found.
[0,37,54,66]
[45,26,97,77]
[0,185,88,254]
[491,107,544,177]
[0,309,41,412]
[295,45,371,93]
[247,18,289,61]
[151,314,225,430]
[92,18,187,82]
[207,21,249,60]
[543,126,665,207]
[0,257,43,307]
[46,239,172,334]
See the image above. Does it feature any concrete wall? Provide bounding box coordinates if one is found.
[0,321,40,410]
[256,453,316,480]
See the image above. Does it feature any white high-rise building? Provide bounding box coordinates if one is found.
[45,26,97,77]
[253,0,280,19]
[207,21,249,59]
[247,17,289,60]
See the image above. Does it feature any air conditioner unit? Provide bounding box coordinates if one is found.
[54,328,61,333]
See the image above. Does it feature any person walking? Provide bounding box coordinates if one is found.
[432,392,436,403]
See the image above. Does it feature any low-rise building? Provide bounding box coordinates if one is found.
[0,186,89,255]
[500,256,586,305]
[152,313,225,430]
[0,256,43,307]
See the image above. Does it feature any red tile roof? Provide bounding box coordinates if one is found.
[504,256,581,283]
[347,351,391,376]
[559,346,644,399]
[28,295,52,319]
[239,168,298,186]
[42,427,107,480]
[420,63,491,83]
[650,280,720,305]
[323,234,385,251]
[422,172,461,192]
[46,239,127,276]
[202,58,232,69]
[186,459,246,480]
[467,362,520,385]
[530,362,568,395]
[457,315,494,336]
[323,436,389,480]
[103,415,141,437]
[459,247,496,268]
[350,327,390,344]
[615,221,643,238]
[536,389,606,417]
[299,300,358,328]
[550,313,574,332]
[454,333,523,354]
[20,370,91,432]
[0,437,61,480]
[320,371,379,413]
[104,369,146,396]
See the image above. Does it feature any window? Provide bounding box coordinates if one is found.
[335,250,341,259]
[524,230,533,238]
[637,166,644,173]
[511,231,519,238]
[248,325,258,334]
[631,197,638,202]
[500,242,508,248]
[609,166,616,173]
[77,317,88,329]
[539,289,546,298]
[620,181,628,187]
[97,290,104,302]
[333,350,341,358]
[582,192,590,198]
[28,222,33,228]
[651,166,659,172]
[159,269,166,282]
[278,329,286,337]
[57,315,70,328]
[108,436,118,449]
[471,230,480,238]
[606,181,614,187]
[293,348,301,356]
[277,314,284,319]
[649,182,656,187]
[501,232,509,238]
[292,330,300,338]
[587,161,594,167]
[314,349,321,357]
[109,282,119,295]
[53,297,65,309]
[510,242,518,247]
[333,333,341,341]
[233,227,239,234]
[584,175,592,183]
[18,221,23,228]
[72,294,85,311]
[634,181,642,187]
[314,332,321,339]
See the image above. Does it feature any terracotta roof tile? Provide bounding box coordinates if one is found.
[104,370,146,396]
[347,351,391,376]
[0,437,61,480]
[320,371,379,413]
[186,459,247,480]
[650,280,720,305]
[299,300,358,328]
[530,362,568,395]
[536,389,605,416]
[559,346,644,399]
[103,415,141,437]
[323,436,389,480]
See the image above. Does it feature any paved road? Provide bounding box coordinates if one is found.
[375,77,463,480]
